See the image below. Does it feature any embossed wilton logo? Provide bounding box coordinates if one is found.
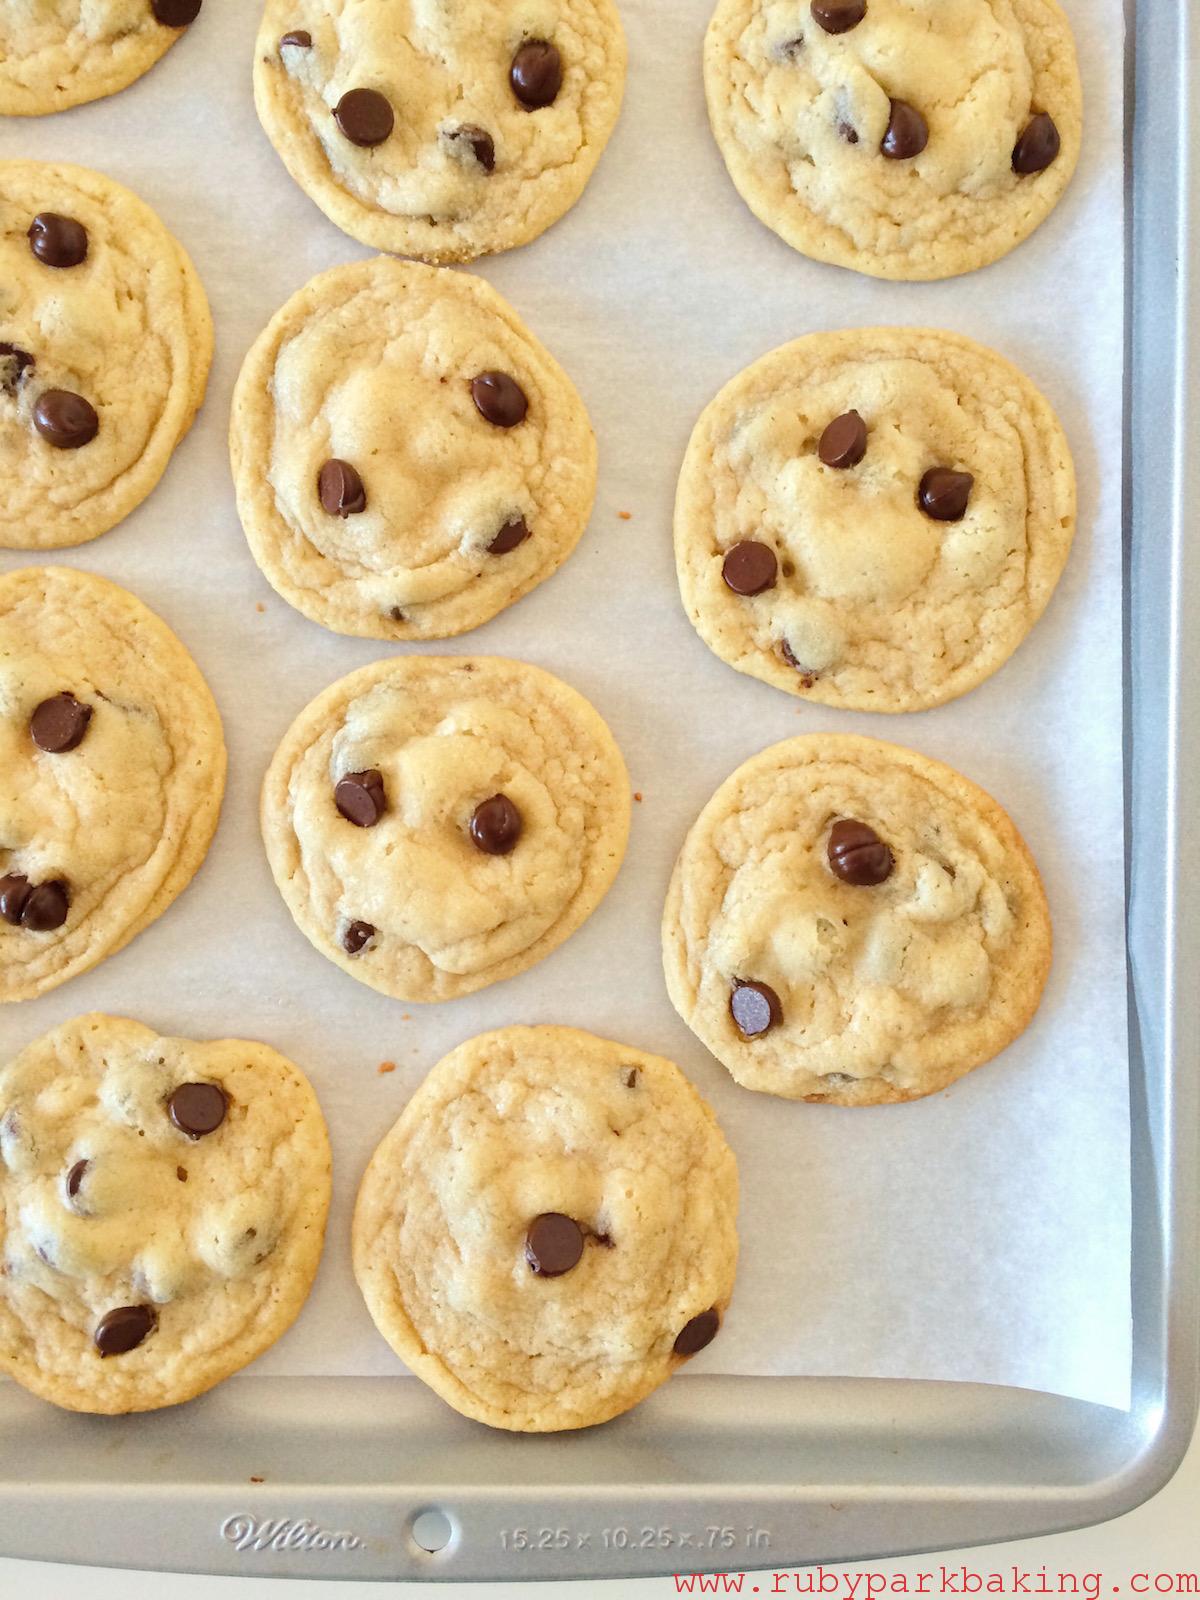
[220,1513,363,1554]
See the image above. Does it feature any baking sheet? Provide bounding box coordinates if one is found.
[0,0,1130,1410]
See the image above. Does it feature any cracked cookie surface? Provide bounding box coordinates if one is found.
[231,256,596,640]
[0,567,226,1004]
[253,0,626,260]
[261,656,629,1002]
[675,327,1075,713]
[0,161,213,550]
[353,1025,738,1431]
[0,1013,331,1414]
[663,734,1051,1105]
[705,0,1082,280]
[0,0,201,116]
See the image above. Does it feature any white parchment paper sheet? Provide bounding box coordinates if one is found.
[0,0,1130,1409]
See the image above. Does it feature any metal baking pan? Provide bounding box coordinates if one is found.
[1,0,1195,1581]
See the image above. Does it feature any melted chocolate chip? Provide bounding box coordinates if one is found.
[1013,112,1061,175]
[66,1159,90,1199]
[168,1082,228,1140]
[811,0,866,33]
[21,881,69,931]
[818,410,868,469]
[525,1213,584,1276]
[318,459,366,517]
[334,87,394,146]
[27,213,88,269]
[343,920,376,955]
[0,343,34,394]
[881,99,928,160]
[780,640,818,687]
[722,541,778,596]
[30,693,92,754]
[34,390,98,449]
[153,0,202,23]
[471,371,528,428]
[279,28,312,50]
[94,1304,156,1356]
[470,794,522,855]
[511,40,563,109]
[828,819,894,886]
[488,516,530,554]
[335,769,386,828]
[730,980,783,1039]
[450,124,496,172]
[0,874,30,925]
[918,467,974,522]
[674,1307,720,1356]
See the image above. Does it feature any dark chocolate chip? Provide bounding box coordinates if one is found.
[318,458,366,517]
[780,641,818,687]
[0,343,34,394]
[1013,112,1061,175]
[838,120,860,144]
[279,28,312,50]
[21,881,69,931]
[918,467,974,522]
[730,980,783,1039]
[828,819,894,886]
[510,40,563,109]
[811,0,866,33]
[335,769,386,828]
[27,213,89,269]
[488,516,530,554]
[34,390,98,449]
[334,87,394,146]
[153,0,202,23]
[94,1304,156,1356]
[470,794,522,855]
[30,693,92,754]
[674,1307,720,1356]
[471,371,528,428]
[66,1159,90,1199]
[168,1082,228,1140]
[0,875,31,925]
[881,99,928,160]
[818,410,868,469]
[450,124,496,172]
[343,920,376,955]
[525,1212,584,1276]
[722,541,778,596]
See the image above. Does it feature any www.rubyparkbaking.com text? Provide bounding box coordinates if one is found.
[672,1569,1200,1597]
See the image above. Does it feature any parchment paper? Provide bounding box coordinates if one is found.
[0,0,1130,1410]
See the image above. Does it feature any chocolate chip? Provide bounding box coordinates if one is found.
[838,120,860,144]
[779,35,805,57]
[1013,112,1061,175]
[176,1166,188,1182]
[0,875,30,925]
[279,28,311,50]
[818,410,867,469]
[66,1159,89,1199]
[33,390,98,449]
[152,0,201,24]
[318,459,366,517]
[334,88,393,146]
[94,1304,156,1356]
[27,213,88,269]
[780,641,818,687]
[730,980,783,1039]
[811,0,866,33]
[470,794,522,855]
[21,881,69,931]
[471,372,528,428]
[674,1307,720,1356]
[510,40,562,109]
[0,343,34,394]
[450,124,496,172]
[30,693,92,754]
[881,99,928,160]
[623,1067,639,1088]
[525,1213,584,1276]
[722,541,778,596]
[168,1082,228,1140]
[828,819,894,885]
[343,920,376,955]
[388,606,406,622]
[488,516,530,554]
[918,467,974,522]
[335,769,386,828]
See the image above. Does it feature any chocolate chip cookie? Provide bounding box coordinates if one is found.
[230,256,596,639]
[352,1025,738,1431]
[261,656,629,1002]
[705,0,1082,279]
[675,327,1076,712]
[0,161,213,550]
[0,567,226,1004]
[0,1,202,116]
[0,1013,330,1413]
[663,734,1052,1105]
[253,0,626,260]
